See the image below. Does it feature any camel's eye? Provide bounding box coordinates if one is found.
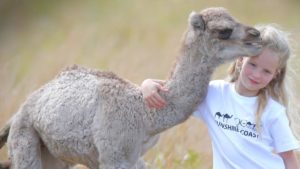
[218,28,233,40]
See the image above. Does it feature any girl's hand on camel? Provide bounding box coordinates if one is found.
[141,79,168,109]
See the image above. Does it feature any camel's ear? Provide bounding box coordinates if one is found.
[188,11,205,31]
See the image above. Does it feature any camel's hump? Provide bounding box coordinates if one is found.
[57,64,129,85]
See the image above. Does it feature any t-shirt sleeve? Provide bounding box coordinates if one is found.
[192,80,224,120]
[193,100,207,119]
[269,109,300,153]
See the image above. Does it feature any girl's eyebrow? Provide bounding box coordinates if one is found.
[248,59,257,63]
[266,67,277,73]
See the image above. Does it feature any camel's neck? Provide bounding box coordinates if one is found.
[166,51,216,109]
[147,41,219,134]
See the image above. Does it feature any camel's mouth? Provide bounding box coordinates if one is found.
[241,40,263,57]
[244,40,262,48]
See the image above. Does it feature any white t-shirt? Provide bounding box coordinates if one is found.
[193,80,299,169]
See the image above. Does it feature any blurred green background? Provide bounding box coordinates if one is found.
[0,0,300,168]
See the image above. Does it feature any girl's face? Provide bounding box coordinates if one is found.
[235,48,280,96]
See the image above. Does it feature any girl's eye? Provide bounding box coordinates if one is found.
[264,70,271,74]
[263,69,274,75]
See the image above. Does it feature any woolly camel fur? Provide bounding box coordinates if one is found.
[0,7,262,169]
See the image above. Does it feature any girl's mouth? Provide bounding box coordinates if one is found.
[249,78,259,85]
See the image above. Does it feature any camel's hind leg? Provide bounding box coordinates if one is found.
[8,116,43,169]
[0,145,73,169]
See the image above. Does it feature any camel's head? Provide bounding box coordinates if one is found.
[185,7,262,64]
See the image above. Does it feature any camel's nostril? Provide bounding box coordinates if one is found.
[248,29,260,37]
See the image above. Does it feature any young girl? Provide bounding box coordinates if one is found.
[141,25,300,168]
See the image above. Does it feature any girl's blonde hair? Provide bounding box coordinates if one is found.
[228,24,300,139]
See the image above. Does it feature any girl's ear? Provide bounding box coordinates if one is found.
[236,57,244,67]
[234,58,243,73]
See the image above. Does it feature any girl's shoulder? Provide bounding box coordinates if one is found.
[209,80,231,88]
[205,80,233,99]
[208,80,232,92]
[263,97,286,121]
[266,97,285,112]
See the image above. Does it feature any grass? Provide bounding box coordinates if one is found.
[1,0,300,168]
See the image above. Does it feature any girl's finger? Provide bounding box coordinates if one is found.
[159,86,169,92]
[151,93,166,108]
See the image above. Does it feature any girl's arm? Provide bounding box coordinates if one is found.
[140,79,168,108]
[279,150,300,169]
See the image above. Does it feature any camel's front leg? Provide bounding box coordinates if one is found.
[96,140,133,169]
[94,131,141,169]
[132,158,147,169]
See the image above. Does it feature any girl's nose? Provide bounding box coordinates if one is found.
[252,69,262,79]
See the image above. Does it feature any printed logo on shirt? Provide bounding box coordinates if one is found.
[214,112,259,139]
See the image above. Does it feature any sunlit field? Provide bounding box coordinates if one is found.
[1,0,300,168]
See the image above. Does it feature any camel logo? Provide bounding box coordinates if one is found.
[215,112,233,123]
[234,118,256,131]
[214,112,259,139]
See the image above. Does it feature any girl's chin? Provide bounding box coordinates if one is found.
[244,84,260,95]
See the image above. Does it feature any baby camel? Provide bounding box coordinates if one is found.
[0,7,261,169]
